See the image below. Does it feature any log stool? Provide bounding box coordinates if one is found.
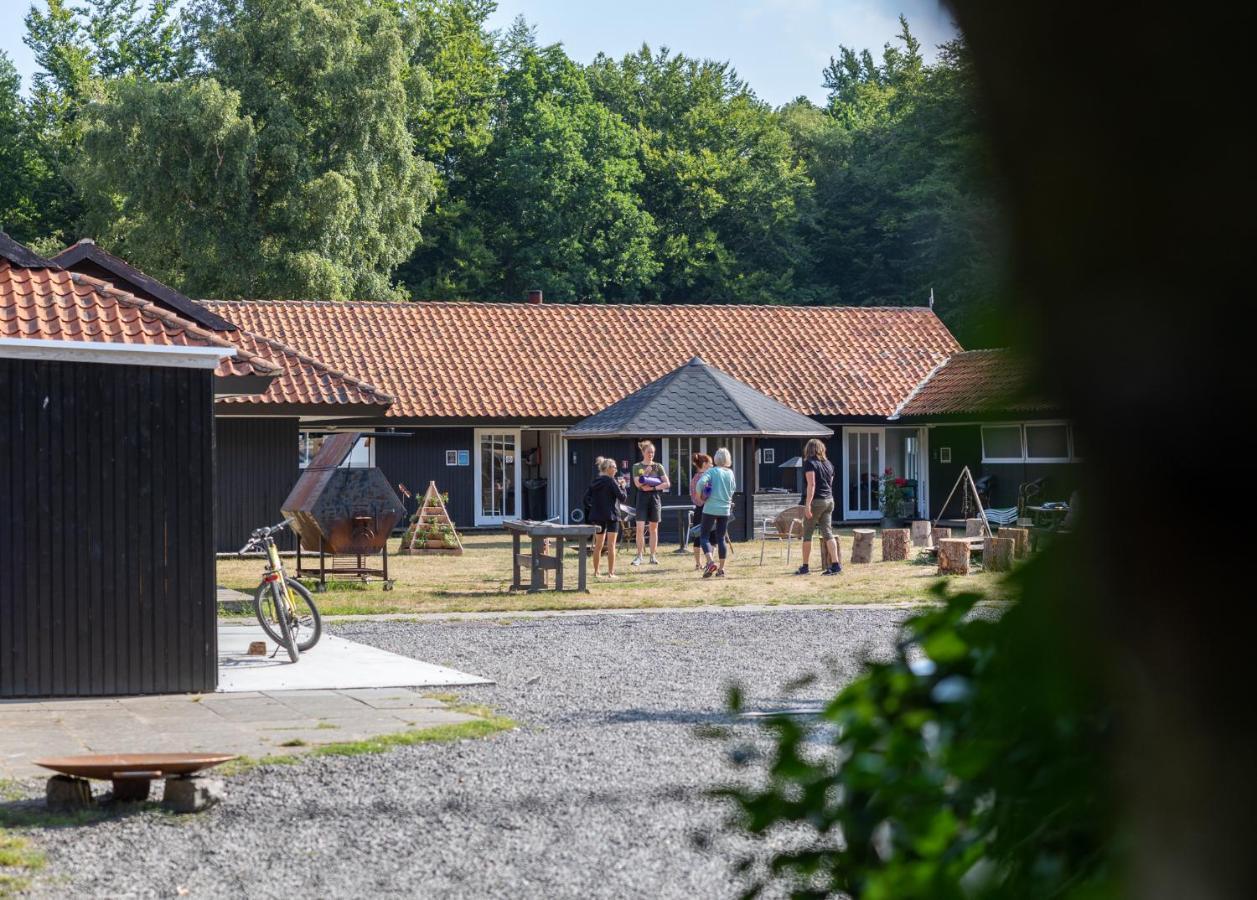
[932,526,952,546]
[965,517,985,537]
[1002,527,1031,559]
[910,520,932,547]
[983,536,1015,572]
[881,528,910,562]
[851,529,875,564]
[937,538,971,575]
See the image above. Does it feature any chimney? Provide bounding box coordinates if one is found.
[525,289,543,305]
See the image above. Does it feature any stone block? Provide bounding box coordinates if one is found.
[162,775,226,813]
[46,774,94,811]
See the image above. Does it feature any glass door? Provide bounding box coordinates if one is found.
[843,427,884,520]
[474,429,520,525]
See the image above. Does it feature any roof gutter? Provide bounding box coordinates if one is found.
[0,337,234,370]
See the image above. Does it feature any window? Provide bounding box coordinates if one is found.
[298,432,373,469]
[1025,423,1070,462]
[980,425,1024,462]
[980,422,1080,463]
[661,437,742,497]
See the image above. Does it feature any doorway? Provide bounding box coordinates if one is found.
[473,429,520,525]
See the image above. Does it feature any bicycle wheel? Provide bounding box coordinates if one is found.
[253,578,322,652]
[253,581,298,662]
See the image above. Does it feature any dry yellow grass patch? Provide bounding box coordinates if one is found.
[216,530,1006,616]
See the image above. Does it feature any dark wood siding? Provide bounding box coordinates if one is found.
[214,417,299,552]
[1,358,217,697]
[375,428,476,528]
[927,424,1080,515]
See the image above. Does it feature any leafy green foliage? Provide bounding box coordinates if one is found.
[587,46,808,303]
[74,0,435,300]
[715,549,1117,899]
[4,7,1002,339]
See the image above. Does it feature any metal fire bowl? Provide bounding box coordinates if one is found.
[34,753,238,780]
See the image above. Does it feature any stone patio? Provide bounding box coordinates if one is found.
[0,688,479,781]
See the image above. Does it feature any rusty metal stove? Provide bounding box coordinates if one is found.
[282,432,402,591]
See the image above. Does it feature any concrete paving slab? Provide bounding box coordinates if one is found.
[217,623,490,693]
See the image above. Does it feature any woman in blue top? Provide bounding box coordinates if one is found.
[694,446,736,578]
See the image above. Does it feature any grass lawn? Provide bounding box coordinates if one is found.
[216,530,1006,617]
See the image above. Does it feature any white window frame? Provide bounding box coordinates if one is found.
[473,428,522,526]
[1023,421,1073,464]
[661,437,742,498]
[980,424,1025,463]
[980,421,1078,464]
[298,432,374,469]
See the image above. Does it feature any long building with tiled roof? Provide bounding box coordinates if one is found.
[201,299,962,420]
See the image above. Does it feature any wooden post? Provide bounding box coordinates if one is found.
[965,517,985,537]
[1002,526,1031,558]
[983,536,1015,572]
[554,537,565,590]
[932,526,952,546]
[910,520,932,547]
[529,536,544,592]
[882,528,910,562]
[511,532,521,591]
[937,538,971,575]
[577,535,589,592]
[851,529,875,563]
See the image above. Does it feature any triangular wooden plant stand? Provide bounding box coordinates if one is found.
[399,481,464,555]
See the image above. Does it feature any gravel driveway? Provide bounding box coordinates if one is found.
[21,607,919,899]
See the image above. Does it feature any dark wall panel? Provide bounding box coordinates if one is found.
[375,428,476,528]
[214,417,300,552]
[927,424,1081,515]
[0,358,216,697]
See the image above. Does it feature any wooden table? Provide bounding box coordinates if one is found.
[504,520,597,593]
[1025,504,1070,528]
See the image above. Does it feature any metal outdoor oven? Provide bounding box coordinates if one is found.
[282,432,403,556]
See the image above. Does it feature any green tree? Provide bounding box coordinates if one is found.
[407,21,658,301]
[801,22,1003,343]
[19,0,193,246]
[75,0,435,300]
[586,46,809,303]
[393,0,500,297]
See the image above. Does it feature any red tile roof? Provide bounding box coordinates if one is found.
[0,260,278,379]
[200,300,961,419]
[891,349,1055,418]
[213,327,393,408]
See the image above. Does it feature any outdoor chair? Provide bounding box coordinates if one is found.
[759,505,807,565]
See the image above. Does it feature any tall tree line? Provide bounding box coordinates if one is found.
[0,1,1001,342]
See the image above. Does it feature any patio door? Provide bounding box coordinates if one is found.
[474,429,521,526]
[843,427,885,520]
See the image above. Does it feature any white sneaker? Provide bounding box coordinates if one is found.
[649,555,660,565]
[631,555,643,566]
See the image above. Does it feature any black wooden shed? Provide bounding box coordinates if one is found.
[0,234,247,697]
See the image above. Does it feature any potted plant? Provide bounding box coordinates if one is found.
[879,467,910,527]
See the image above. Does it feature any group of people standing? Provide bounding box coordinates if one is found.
[582,439,737,579]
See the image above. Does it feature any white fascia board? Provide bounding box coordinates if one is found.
[0,337,232,370]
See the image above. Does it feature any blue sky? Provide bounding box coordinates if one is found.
[0,0,957,107]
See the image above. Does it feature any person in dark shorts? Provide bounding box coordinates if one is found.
[584,457,628,578]
[797,438,841,575]
[631,440,670,565]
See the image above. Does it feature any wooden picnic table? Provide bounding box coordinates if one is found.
[504,520,597,593]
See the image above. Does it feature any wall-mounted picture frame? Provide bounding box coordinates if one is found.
[457,450,470,466]
[939,447,952,463]
[445,450,458,466]
[762,448,776,464]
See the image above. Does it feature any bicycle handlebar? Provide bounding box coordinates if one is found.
[237,517,295,554]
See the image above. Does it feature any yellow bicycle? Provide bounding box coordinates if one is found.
[238,519,322,662]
